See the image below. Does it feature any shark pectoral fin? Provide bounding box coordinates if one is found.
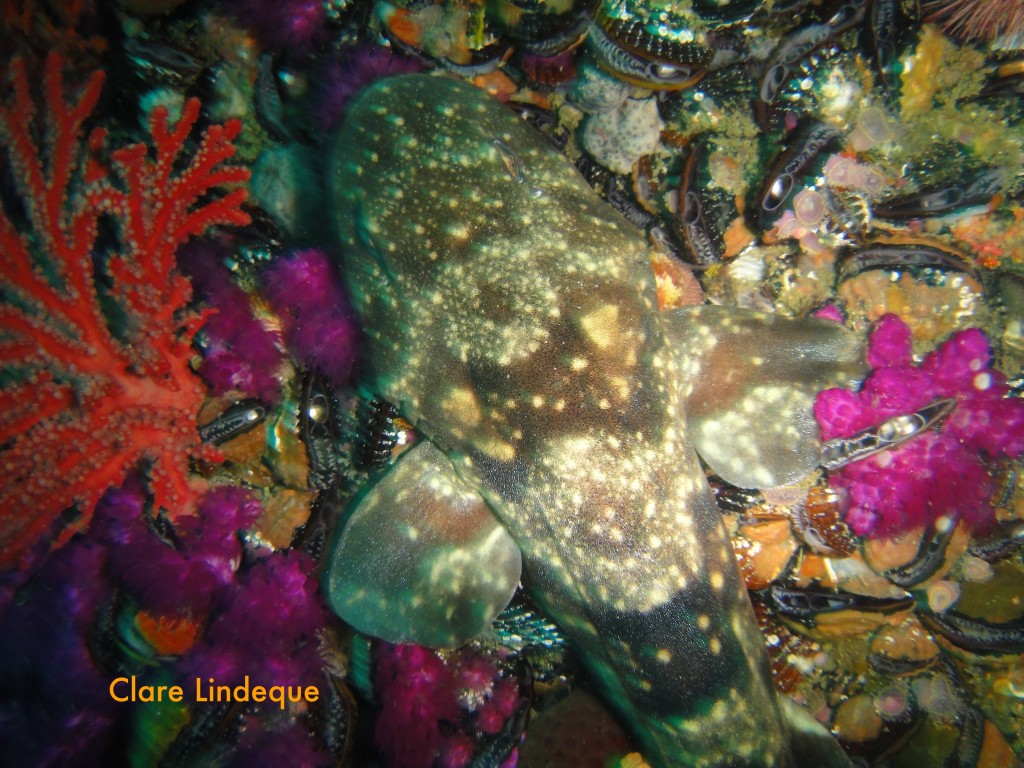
[323,440,522,648]
[665,306,866,489]
[781,697,853,768]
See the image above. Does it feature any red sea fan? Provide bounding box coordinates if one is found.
[0,54,251,569]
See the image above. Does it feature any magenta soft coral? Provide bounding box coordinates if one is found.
[0,54,250,569]
[1,480,333,765]
[179,242,287,403]
[183,550,329,687]
[314,45,424,133]
[100,485,262,620]
[815,314,1024,537]
[222,0,329,56]
[373,642,522,768]
[262,248,359,387]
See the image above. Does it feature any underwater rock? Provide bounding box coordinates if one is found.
[519,690,635,767]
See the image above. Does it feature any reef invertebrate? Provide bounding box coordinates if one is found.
[923,0,1024,44]
[262,248,359,389]
[815,314,1024,538]
[0,54,250,569]
[0,479,339,766]
[222,0,329,56]
[373,641,526,768]
[324,74,863,767]
[178,243,286,404]
[314,45,424,134]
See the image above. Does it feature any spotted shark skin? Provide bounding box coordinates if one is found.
[326,74,860,768]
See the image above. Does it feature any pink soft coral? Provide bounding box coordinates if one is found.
[262,248,359,388]
[373,642,522,768]
[815,314,1024,537]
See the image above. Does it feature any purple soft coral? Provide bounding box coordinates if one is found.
[373,642,522,768]
[179,243,286,403]
[815,314,1024,537]
[182,549,329,687]
[1,476,335,766]
[315,46,424,133]
[0,535,119,766]
[100,486,261,619]
[262,248,360,387]
[223,0,328,56]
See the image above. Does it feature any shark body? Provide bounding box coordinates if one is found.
[325,74,860,767]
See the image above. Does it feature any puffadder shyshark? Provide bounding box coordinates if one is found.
[325,73,859,768]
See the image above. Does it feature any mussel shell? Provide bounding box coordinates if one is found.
[518,47,581,87]
[605,172,659,230]
[300,370,343,490]
[290,485,347,562]
[353,396,402,472]
[768,585,915,623]
[712,479,764,515]
[756,121,839,223]
[838,242,980,282]
[863,0,918,91]
[312,672,358,764]
[159,700,241,768]
[587,21,708,90]
[873,168,1004,220]
[503,0,595,52]
[920,609,1024,656]
[441,41,515,77]
[967,520,1024,563]
[122,33,206,87]
[254,53,294,143]
[883,519,958,589]
[976,59,1024,101]
[378,8,513,75]
[868,618,941,676]
[690,0,763,25]
[596,10,714,67]
[671,137,740,266]
[197,398,268,446]
[703,29,752,70]
[831,691,922,758]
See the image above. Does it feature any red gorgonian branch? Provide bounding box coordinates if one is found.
[0,53,251,569]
